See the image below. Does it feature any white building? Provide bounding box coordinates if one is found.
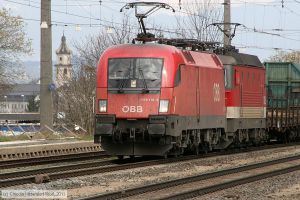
[55,34,72,87]
[0,83,39,113]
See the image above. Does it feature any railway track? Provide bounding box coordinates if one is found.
[0,151,109,170]
[0,154,210,188]
[0,142,299,188]
[82,154,300,200]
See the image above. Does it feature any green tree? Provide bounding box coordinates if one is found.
[26,95,39,112]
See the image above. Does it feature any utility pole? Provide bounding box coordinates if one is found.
[224,0,231,46]
[40,0,53,129]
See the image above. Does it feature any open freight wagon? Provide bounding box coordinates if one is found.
[265,62,300,137]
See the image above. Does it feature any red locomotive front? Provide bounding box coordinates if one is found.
[94,43,226,157]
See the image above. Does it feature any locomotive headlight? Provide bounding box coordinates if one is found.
[159,100,169,113]
[99,100,107,113]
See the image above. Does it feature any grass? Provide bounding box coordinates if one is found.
[0,136,11,142]
[78,134,94,141]
[0,134,30,142]
[0,133,94,142]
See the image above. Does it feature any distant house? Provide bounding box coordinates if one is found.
[0,83,39,113]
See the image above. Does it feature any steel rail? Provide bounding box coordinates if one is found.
[1,142,299,188]
[0,151,109,170]
[0,159,115,180]
[0,155,212,188]
[0,141,297,171]
[161,164,300,200]
[0,143,285,182]
[80,154,300,200]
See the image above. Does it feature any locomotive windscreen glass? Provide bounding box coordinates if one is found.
[108,58,163,91]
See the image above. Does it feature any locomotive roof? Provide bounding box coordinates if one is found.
[107,43,179,51]
[104,43,222,68]
[218,52,263,68]
[104,43,262,69]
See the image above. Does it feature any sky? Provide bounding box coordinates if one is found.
[1,0,300,64]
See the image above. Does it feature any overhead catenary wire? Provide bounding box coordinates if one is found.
[7,0,300,43]
[3,0,300,53]
[4,0,180,34]
[2,0,210,39]
[1,1,290,31]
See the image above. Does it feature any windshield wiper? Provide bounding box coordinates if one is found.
[118,71,130,93]
[139,68,149,93]
[118,79,126,93]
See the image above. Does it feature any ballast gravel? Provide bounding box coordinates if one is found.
[196,170,300,200]
[5,145,300,199]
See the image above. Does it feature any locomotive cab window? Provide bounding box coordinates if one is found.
[174,65,183,87]
[108,58,163,93]
[224,65,233,89]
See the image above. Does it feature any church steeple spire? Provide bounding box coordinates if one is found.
[56,33,71,55]
[55,33,72,87]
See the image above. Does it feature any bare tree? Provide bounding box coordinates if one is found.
[55,16,134,134]
[175,0,222,42]
[73,16,133,68]
[55,57,96,134]
[268,51,300,63]
[0,8,32,92]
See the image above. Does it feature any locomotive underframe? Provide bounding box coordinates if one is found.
[95,114,271,156]
[226,118,266,132]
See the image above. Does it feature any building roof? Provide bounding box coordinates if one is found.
[10,84,39,96]
[56,34,72,55]
[0,83,39,102]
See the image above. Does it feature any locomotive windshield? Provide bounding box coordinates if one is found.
[108,58,163,93]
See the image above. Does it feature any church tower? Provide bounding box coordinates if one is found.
[55,34,72,87]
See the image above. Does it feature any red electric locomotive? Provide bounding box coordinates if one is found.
[94,44,225,157]
[94,41,268,157]
[220,53,267,146]
[94,2,269,158]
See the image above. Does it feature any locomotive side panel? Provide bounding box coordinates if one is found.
[171,65,198,116]
[165,65,199,138]
[226,66,266,132]
[219,52,267,133]
[198,67,225,118]
[169,52,226,138]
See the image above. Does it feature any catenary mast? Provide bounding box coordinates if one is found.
[40,0,53,129]
[224,0,231,46]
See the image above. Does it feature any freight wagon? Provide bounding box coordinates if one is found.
[265,62,300,140]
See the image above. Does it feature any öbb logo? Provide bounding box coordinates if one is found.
[213,83,220,102]
[122,106,143,113]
